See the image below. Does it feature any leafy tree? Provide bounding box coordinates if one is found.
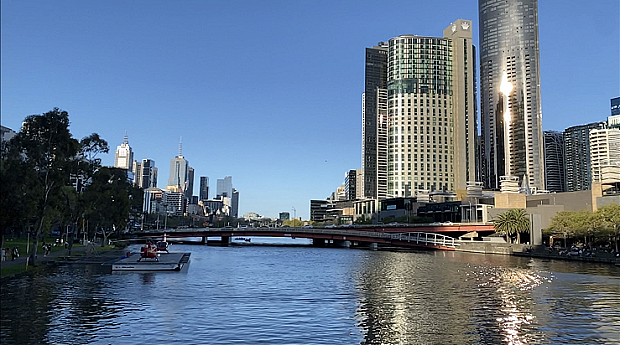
[12,109,80,265]
[493,208,530,244]
[83,167,133,246]
[282,218,304,227]
[597,204,620,251]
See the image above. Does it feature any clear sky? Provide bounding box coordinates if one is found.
[2,0,618,220]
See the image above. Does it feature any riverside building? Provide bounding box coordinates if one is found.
[478,0,544,191]
[384,19,477,197]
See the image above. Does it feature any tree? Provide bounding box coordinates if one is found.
[83,167,133,246]
[597,204,620,251]
[494,209,530,244]
[12,109,80,265]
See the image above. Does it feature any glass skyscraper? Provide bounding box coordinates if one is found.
[479,0,544,190]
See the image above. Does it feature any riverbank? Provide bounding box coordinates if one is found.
[456,241,620,265]
[0,242,126,279]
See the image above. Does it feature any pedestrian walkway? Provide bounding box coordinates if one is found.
[1,245,87,269]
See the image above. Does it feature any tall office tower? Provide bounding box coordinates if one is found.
[231,189,239,218]
[168,140,190,193]
[216,176,233,198]
[199,176,209,201]
[590,128,620,184]
[114,132,134,171]
[479,0,544,190]
[385,19,476,197]
[362,43,388,199]
[186,167,194,199]
[563,122,605,191]
[543,131,564,192]
[134,159,158,189]
[344,169,357,200]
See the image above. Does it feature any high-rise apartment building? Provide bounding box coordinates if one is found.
[362,43,388,199]
[199,176,209,201]
[133,159,158,189]
[543,131,564,192]
[590,128,620,184]
[563,122,605,192]
[231,189,239,218]
[385,19,476,197]
[479,0,544,190]
[114,132,134,171]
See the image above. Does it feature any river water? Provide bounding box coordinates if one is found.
[1,239,619,345]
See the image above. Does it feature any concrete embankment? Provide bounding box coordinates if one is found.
[456,242,620,265]
[456,241,527,255]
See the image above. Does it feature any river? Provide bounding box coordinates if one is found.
[1,239,619,344]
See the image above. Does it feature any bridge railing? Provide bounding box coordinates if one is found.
[155,227,460,248]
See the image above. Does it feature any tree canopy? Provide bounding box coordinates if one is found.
[493,208,530,244]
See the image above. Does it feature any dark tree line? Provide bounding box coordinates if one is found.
[0,108,142,265]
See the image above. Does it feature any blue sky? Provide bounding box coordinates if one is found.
[2,0,618,220]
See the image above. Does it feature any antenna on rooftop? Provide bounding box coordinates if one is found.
[178,136,183,157]
[123,131,129,144]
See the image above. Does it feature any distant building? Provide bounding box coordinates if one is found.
[344,170,357,200]
[168,140,191,196]
[564,122,606,191]
[114,132,134,171]
[133,159,158,189]
[362,42,388,199]
[279,212,290,221]
[611,97,620,117]
[231,189,239,218]
[355,169,364,200]
[199,176,209,201]
[310,200,331,222]
[543,131,564,192]
[216,176,233,198]
[0,125,17,149]
[479,0,544,190]
[186,167,194,199]
[590,128,620,184]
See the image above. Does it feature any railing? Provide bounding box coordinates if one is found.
[154,227,460,248]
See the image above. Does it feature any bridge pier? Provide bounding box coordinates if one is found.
[201,237,206,245]
[312,239,325,247]
[369,243,378,251]
[334,240,351,248]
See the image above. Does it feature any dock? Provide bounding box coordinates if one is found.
[111,252,191,271]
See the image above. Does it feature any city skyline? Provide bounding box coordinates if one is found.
[1,0,618,219]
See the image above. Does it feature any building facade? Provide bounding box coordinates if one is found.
[167,142,190,195]
[199,176,209,201]
[134,159,158,189]
[362,43,389,199]
[386,19,476,197]
[590,128,620,184]
[344,169,357,200]
[216,176,233,198]
[543,131,564,192]
[479,0,544,190]
[114,133,134,171]
[563,122,605,192]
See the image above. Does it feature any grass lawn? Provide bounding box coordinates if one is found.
[2,237,84,258]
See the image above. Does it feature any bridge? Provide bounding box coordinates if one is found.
[132,225,490,250]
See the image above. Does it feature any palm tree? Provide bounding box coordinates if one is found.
[494,209,530,244]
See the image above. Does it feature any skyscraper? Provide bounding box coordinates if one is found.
[385,19,477,197]
[479,0,544,190]
[168,140,190,195]
[362,43,388,199]
[543,131,564,192]
[114,132,134,171]
[199,176,209,201]
[231,189,239,218]
[133,159,158,189]
[611,97,620,116]
[563,122,605,191]
[186,167,194,199]
[216,176,233,198]
[344,169,357,200]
